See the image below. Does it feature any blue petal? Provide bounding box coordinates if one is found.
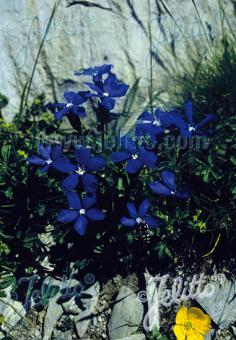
[86,208,105,221]
[73,216,88,236]
[61,174,79,192]
[51,145,63,160]
[81,173,98,192]
[82,192,97,209]
[64,91,76,103]
[126,159,142,174]
[171,112,187,129]
[120,136,137,153]
[86,156,105,172]
[138,199,150,218]
[181,128,192,137]
[185,101,193,124]
[104,74,129,97]
[137,111,154,122]
[53,158,76,173]
[127,202,138,218]
[120,217,136,227]
[39,144,51,160]
[57,209,78,223]
[54,107,68,120]
[149,182,171,196]
[67,191,82,210]
[108,84,129,97]
[156,108,176,127]
[161,170,176,191]
[101,97,116,110]
[110,151,130,163]
[84,82,104,95]
[40,164,51,173]
[27,156,45,166]
[144,216,162,229]
[75,68,94,76]
[72,106,86,117]
[72,92,87,105]
[75,147,91,165]
[195,114,216,130]
[138,148,157,168]
[176,190,191,200]
[97,64,113,75]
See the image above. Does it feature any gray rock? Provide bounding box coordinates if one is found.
[114,335,146,340]
[74,281,100,338]
[0,0,235,123]
[0,286,26,333]
[196,278,236,329]
[42,278,63,340]
[144,270,160,332]
[62,296,80,315]
[108,286,144,339]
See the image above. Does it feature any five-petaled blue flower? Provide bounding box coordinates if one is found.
[85,74,129,110]
[75,64,113,83]
[135,108,179,142]
[172,101,216,137]
[47,91,92,120]
[27,144,62,172]
[53,147,105,192]
[121,199,162,229]
[57,191,105,236]
[110,137,157,174]
[149,170,191,199]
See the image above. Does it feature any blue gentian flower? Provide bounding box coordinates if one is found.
[84,74,129,110]
[53,147,105,192]
[47,91,92,120]
[27,144,62,173]
[57,191,105,236]
[135,108,178,141]
[110,137,157,174]
[74,64,113,82]
[172,101,216,136]
[149,170,191,199]
[121,199,162,229]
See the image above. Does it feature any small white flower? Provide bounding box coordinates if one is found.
[132,154,139,160]
[188,125,196,132]
[46,159,53,165]
[76,166,86,175]
[79,209,86,215]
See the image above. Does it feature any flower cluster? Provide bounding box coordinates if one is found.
[28,64,216,237]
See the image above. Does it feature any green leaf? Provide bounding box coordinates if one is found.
[122,77,141,114]
[0,314,5,325]
[117,178,123,191]
[1,145,11,163]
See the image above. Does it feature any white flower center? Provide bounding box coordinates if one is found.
[170,190,176,195]
[93,71,98,76]
[153,119,161,126]
[136,217,143,224]
[66,103,73,108]
[188,125,196,132]
[132,153,139,160]
[103,92,109,97]
[76,166,86,175]
[79,209,86,215]
[46,159,52,165]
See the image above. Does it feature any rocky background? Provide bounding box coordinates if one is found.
[0,0,235,122]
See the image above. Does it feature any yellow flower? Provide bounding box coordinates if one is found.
[173,306,211,340]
